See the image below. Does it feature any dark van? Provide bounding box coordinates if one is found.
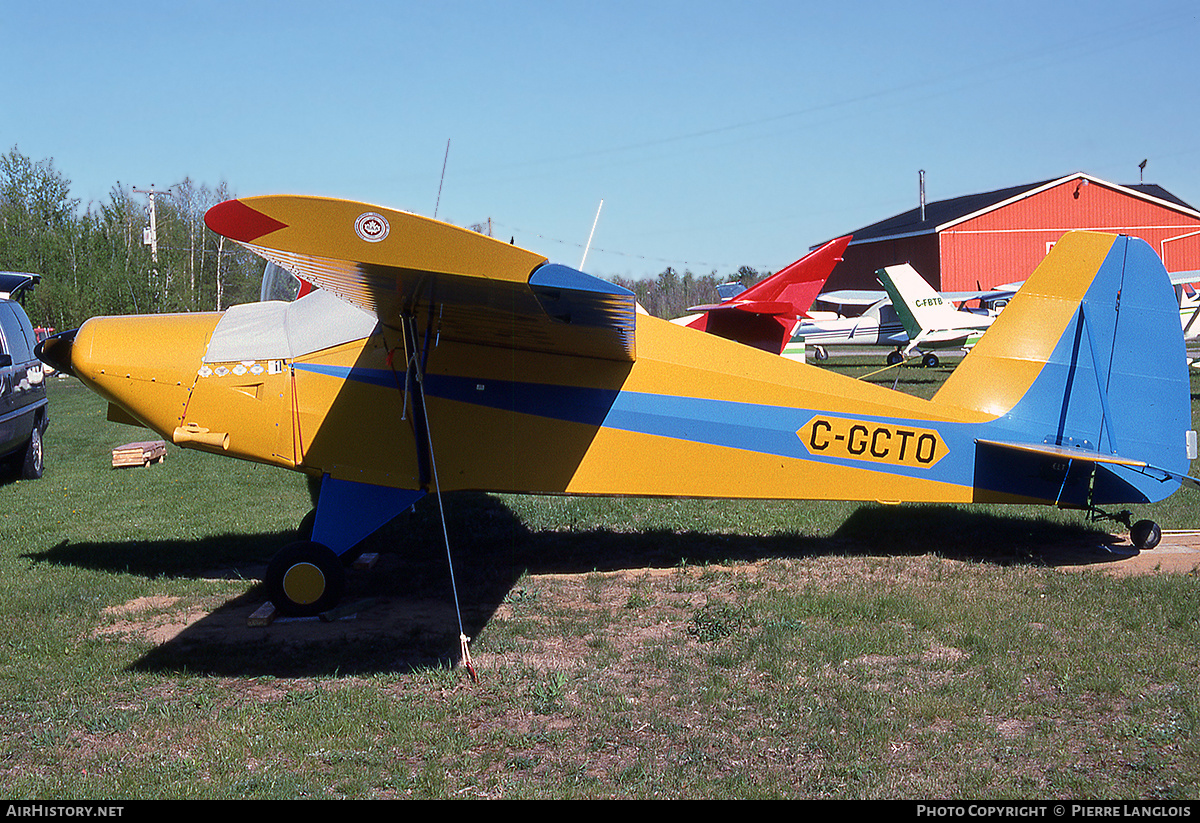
[0,273,48,479]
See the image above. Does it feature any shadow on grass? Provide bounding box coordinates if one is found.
[24,492,1127,678]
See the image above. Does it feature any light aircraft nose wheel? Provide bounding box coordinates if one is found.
[1129,519,1162,551]
[265,541,346,617]
[886,351,904,366]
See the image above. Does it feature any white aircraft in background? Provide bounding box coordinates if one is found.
[1172,272,1200,338]
[784,294,908,362]
[1170,271,1200,368]
[876,263,1000,367]
[789,269,1018,366]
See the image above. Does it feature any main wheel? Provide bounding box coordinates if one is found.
[886,350,904,366]
[265,541,346,617]
[21,426,43,480]
[296,508,316,541]
[1130,519,1162,550]
[922,352,940,368]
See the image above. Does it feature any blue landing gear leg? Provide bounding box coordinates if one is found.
[267,476,426,616]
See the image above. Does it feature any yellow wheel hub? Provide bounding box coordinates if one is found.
[281,562,326,606]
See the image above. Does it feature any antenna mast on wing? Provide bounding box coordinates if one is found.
[434,139,450,219]
[580,199,604,270]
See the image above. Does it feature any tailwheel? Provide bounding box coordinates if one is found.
[265,541,346,617]
[1130,519,1162,551]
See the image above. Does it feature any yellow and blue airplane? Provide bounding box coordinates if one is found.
[37,195,1199,616]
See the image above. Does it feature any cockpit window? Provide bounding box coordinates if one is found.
[260,261,302,303]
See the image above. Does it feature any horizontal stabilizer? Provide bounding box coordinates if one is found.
[976,438,1200,498]
[975,438,1149,468]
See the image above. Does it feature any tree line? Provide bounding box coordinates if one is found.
[0,146,268,333]
[610,264,768,321]
[0,146,768,333]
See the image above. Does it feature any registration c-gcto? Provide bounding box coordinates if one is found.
[798,415,948,468]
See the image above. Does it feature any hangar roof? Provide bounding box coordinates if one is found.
[844,173,1200,244]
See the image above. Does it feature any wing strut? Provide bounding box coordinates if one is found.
[398,308,479,682]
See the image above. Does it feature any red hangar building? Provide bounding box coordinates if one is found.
[820,172,1200,294]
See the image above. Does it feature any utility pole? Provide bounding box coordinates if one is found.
[133,184,166,263]
[133,184,175,306]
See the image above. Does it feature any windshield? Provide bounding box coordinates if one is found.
[260,261,302,303]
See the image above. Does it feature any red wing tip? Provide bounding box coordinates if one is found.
[204,199,289,243]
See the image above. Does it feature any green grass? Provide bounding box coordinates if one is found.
[0,363,1198,799]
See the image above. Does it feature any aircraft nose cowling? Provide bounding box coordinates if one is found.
[67,313,223,437]
[35,330,79,376]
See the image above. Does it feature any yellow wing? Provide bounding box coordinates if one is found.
[205,195,636,362]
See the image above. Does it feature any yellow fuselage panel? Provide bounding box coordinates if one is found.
[184,363,294,468]
[373,314,980,500]
[291,335,422,487]
[72,313,295,469]
[560,425,972,503]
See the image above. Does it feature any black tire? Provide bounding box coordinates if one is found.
[1130,519,1162,551]
[21,426,43,480]
[296,508,316,541]
[294,509,362,566]
[886,350,904,366]
[922,353,940,368]
[265,541,346,617]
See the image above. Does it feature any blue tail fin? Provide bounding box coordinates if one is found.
[937,232,1195,506]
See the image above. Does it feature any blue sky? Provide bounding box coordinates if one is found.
[3,1,1198,281]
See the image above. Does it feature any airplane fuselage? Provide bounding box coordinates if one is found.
[66,303,1001,505]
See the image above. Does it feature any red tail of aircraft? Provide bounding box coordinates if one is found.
[683,235,851,353]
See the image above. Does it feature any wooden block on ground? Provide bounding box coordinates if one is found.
[112,440,167,468]
[248,602,277,627]
[353,552,379,570]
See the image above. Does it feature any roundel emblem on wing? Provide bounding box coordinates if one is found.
[354,212,390,243]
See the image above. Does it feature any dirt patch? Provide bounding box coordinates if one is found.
[1060,530,1200,576]
[97,595,216,645]
[94,529,1200,671]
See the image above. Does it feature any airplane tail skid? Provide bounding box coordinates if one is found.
[933,232,1196,512]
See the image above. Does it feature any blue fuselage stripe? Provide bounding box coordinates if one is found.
[293,362,979,484]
